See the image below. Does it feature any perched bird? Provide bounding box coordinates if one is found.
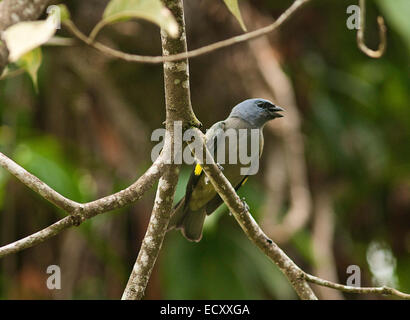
[168,98,284,241]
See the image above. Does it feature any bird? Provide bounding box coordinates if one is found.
[168,98,284,242]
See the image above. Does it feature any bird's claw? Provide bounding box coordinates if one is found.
[216,163,224,171]
[241,198,250,212]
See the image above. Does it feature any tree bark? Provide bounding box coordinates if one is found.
[121,0,199,300]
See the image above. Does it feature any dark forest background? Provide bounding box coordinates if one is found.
[0,0,409,299]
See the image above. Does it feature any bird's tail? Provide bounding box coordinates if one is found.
[168,197,206,242]
[167,198,186,231]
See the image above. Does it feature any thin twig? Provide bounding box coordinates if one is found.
[0,216,74,258]
[304,273,410,299]
[188,128,318,300]
[63,0,310,64]
[188,128,410,300]
[357,0,386,58]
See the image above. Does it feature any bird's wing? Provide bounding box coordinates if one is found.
[183,121,226,209]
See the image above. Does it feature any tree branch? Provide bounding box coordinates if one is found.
[0,0,398,301]
[121,0,196,300]
[187,128,410,300]
[304,273,410,299]
[0,216,73,258]
[0,155,165,258]
[187,128,318,300]
[121,165,179,299]
[63,0,310,64]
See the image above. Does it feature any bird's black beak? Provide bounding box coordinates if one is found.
[268,105,284,118]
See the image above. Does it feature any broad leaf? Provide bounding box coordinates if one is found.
[2,10,59,62]
[223,0,247,31]
[91,0,179,40]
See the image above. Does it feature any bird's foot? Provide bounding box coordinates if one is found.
[241,197,250,212]
[216,162,224,171]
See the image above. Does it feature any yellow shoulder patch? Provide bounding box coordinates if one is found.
[194,163,203,176]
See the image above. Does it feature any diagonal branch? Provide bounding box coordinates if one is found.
[187,128,318,300]
[187,128,410,300]
[0,216,73,258]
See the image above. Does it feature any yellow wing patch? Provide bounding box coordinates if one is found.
[194,163,203,176]
[241,177,249,186]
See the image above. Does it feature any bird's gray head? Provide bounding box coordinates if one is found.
[228,98,284,127]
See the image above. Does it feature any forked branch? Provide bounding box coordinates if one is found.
[0,153,165,258]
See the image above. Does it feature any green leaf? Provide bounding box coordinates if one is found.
[91,0,179,40]
[376,0,410,53]
[222,0,247,32]
[16,48,42,91]
[57,4,71,23]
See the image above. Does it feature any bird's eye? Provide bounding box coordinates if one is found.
[256,102,265,108]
